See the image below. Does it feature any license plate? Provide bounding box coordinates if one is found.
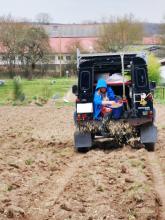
[77,103,93,113]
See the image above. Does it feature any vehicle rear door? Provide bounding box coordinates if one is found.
[131,57,153,117]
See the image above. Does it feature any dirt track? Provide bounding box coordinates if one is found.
[0,104,165,220]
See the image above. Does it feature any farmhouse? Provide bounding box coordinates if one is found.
[43,23,162,73]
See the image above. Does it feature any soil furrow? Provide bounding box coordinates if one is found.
[147,152,165,219]
[45,151,103,219]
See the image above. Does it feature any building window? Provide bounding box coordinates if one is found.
[66,56,71,61]
[58,55,63,60]
[49,55,55,64]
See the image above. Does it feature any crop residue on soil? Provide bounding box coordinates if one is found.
[80,120,138,145]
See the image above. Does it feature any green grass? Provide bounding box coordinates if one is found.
[154,87,165,105]
[0,77,76,104]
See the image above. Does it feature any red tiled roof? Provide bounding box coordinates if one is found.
[0,43,7,53]
[143,37,161,45]
[49,37,98,53]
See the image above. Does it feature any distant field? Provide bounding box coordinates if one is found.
[1,77,163,106]
[0,77,76,105]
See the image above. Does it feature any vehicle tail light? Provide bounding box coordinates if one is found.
[77,113,87,121]
[77,114,81,120]
[145,93,153,102]
[148,110,153,118]
[82,113,87,120]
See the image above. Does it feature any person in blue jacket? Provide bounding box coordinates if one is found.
[94,79,116,120]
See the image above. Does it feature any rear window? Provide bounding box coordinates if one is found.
[80,71,90,90]
[135,68,147,87]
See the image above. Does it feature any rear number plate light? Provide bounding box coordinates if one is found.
[142,111,148,116]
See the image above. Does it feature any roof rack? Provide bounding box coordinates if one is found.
[78,52,137,58]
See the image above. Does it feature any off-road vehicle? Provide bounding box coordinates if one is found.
[72,51,157,151]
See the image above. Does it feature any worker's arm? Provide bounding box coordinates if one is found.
[94,93,102,105]
[102,100,116,105]
[94,94,115,106]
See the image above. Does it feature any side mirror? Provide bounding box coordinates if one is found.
[150,81,156,90]
[72,85,78,95]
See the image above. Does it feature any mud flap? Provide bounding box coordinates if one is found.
[74,131,92,149]
[140,124,157,144]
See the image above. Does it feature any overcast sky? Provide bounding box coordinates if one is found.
[0,0,164,23]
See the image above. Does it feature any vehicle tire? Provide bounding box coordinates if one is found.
[144,143,155,152]
[73,111,77,126]
[153,107,156,122]
[91,133,95,140]
[76,147,90,153]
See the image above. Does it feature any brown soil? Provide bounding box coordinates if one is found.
[147,153,165,219]
[150,104,165,220]
[0,104,164,220]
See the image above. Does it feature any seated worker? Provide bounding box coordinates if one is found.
[94,79,116,120]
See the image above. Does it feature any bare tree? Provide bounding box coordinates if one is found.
[96,14,144,52]
[158,18,165,57]
[160,17,165,44]
[18,26,51,79]
[35,13,52,24]
[0,16,26,76]
[0,17,51,79]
